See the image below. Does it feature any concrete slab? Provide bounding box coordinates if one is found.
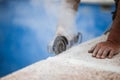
[1,34,120,80]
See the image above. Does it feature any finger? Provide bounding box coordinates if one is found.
[88,45,97,53]
[101,49,110,59]
[108,50,115,59]
[92,46,100,57]
[96,48,105,58]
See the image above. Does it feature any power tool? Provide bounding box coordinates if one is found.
[48,32,82,55]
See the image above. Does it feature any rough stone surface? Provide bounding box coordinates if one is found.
[1,34,120,80]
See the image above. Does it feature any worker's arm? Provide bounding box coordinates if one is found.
[89,0,120,59]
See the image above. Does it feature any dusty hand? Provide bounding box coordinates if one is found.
[88,41,120,59]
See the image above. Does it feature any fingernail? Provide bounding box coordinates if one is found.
[96,56,100,58]
[108,56,112,59]
[101,56,105,59]
[92,54,95,57]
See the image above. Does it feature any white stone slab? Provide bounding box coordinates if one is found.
[1,34,120,80]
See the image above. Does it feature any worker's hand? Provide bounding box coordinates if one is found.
[88,41,120,59]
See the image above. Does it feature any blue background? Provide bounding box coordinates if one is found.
[0,0,114,77]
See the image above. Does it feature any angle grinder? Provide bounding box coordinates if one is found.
[48,32,82,55]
